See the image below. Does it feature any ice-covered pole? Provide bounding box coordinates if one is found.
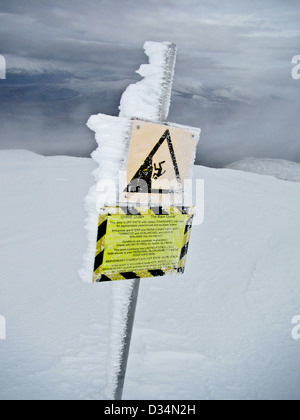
[108,41,177,400]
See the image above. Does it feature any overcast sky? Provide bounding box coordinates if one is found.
[0,0,300,166]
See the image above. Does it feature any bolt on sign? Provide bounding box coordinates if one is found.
[92,118,200,282]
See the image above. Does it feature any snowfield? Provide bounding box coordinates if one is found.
[227,157,300,183]
[0,150,300,400]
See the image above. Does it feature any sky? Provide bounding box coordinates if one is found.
[0,0,300,167]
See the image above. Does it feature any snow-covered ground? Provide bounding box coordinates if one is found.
[1,150,300,400]
[227,157,300,183]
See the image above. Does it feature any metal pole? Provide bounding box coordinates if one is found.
[113,43,177,401]
[114,279,140,400]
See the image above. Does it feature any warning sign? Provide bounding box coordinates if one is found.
[120,120,200,205]
[91,118,200,283]
[93,206,194,282]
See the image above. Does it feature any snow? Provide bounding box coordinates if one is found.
[1,150,300,400]
[80,115,132,284]
[227,157,300,183]
[119,41,176,121]
[0,150,109,400]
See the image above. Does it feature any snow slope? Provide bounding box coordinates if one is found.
[0,150,300,400]
[227,158,300,183]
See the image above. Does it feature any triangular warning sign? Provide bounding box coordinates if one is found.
[125,129,183,194]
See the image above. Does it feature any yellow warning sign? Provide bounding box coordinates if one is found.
[120,120,199,205]
[93,206,194,282]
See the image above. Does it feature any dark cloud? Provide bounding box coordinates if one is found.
[0,0,300,166]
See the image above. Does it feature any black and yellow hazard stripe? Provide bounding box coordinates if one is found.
[99,205,192,216]
[93,213,108,281]
[177,213,194,273]
[93,206,195,283]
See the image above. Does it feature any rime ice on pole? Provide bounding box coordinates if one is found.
[119,41,176,122]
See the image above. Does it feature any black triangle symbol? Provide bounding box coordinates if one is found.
[125,129,183,194]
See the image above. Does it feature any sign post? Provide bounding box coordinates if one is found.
[84,41,200,400]
[113,44,177,400]
[114,277,140,400]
